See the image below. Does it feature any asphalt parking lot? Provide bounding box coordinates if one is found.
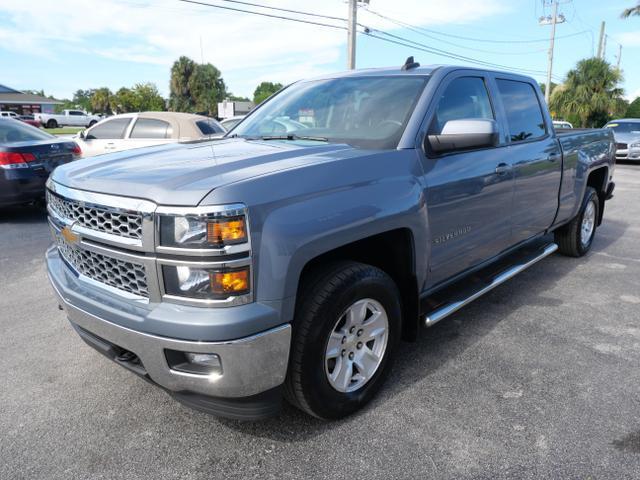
[1,164,639,479]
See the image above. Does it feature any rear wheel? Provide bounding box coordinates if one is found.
[46,119,58,129]
[284,261,401,419]
[88,120,97,127]
[555,186,599,257]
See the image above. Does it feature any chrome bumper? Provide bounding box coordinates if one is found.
[48,258,291,399]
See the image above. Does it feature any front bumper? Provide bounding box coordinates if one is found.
[47,246,291,418]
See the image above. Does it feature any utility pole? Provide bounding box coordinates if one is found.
[539,1,565,104]
[347,0,357,69]
[616,44,622,69]
[597,21,606,59]
[346,0,369,70]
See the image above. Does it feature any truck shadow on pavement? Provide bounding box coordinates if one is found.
[0,203,48,224]
[217,217,629,440]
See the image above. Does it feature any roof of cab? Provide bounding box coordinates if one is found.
[302,64,535,83]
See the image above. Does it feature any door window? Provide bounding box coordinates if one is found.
[130,118,173,139]
[68,111,84,116]
[496,79,546,142]
[86,118,131,139]
[429,77,494,135]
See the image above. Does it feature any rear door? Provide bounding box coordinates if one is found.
[493,78,562,243]
[419,72,515,286]
[123,117,176,152]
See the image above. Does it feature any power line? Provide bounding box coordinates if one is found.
[359,10,547,56]
[363,7,590,44]
[211,0,346,22]
[176,0,347,30]
[363,29,562,81]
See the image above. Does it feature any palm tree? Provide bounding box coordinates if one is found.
[621,2,640,18]
[550,58,625,128]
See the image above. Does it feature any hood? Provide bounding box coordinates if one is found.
[611,131,640,145]
[51,138,356,205]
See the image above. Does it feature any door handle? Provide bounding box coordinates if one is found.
[495,163,510,175]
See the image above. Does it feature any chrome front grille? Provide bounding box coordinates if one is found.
[47,190,143,240]
[56,236,149,298]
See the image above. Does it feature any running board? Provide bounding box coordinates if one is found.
[423,243,558,327]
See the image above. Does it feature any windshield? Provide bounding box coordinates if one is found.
[0,119,55,144]
[232,76,428,149]
[604,122,640,133]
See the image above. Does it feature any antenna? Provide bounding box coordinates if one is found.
[401,56,420,70]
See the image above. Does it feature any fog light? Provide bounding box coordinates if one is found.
[166,350,222,376]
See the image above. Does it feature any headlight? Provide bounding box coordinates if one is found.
[157,205,248,250]
[163,265,250,300]
[630,143,640,148]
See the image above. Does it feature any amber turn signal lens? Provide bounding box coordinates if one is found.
[210,268,250,295]
[207,217,247,245]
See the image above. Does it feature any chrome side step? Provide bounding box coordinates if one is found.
[424,243,558,327]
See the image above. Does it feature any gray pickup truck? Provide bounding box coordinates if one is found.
[46,62,615,420]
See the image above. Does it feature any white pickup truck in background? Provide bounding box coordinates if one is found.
[35,110,102,129]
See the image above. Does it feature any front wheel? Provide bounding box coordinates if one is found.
[284,261,401,419]
[555,186,599,257]
[46,119,58,129]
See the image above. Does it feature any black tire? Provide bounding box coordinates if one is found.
[554,186,599,257]
[284,261,401,419]
[88,120,97,127]
[46,119,58,129]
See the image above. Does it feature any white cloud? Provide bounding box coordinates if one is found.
[0,0,507,97]
[616,31,640,47]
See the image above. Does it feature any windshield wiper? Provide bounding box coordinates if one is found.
[258,134,329,142]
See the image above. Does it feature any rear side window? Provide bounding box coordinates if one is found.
[86,118,131,139]
[130,118,173,139]
[430,76,494,134]
[496,79,546,142]
[69,111,84,116]
[196,119,224,135]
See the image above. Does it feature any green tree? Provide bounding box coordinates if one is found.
[540,81,558,98]
[169,56,226,115]
[188,64,226,115]
[91,88,113,114]
[71,89,94,112]
[227,94,251,102]
[627,97,640,117]
[253,81,283,104]
[621,2,640,17]
[550,58,625,127]
[131,82,166,111]
[113,87,137,113]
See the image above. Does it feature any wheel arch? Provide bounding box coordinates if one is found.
[294,228,420,342]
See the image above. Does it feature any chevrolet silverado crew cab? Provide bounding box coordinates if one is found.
[46,61,615,420]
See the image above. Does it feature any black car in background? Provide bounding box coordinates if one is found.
[0,119,80,207]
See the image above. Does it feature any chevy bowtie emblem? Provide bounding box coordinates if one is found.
[61,225,80,245]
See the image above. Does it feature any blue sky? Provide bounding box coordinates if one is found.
[0,0,638,101]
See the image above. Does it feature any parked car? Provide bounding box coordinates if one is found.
[18,114,42,129]
[604,118,640,161]
[74,112,225,157]
[45,63,615,420]
[0,118,80,207]
[553,120,573,129]
[0,111,42,128]
[35,109,101,129]
[220,115,245,131]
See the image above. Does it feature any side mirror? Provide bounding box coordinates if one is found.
[78,130,85,139]
[428,119,499,154]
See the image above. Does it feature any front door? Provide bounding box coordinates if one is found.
[420,74,514,287]
[81,117,132,157]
